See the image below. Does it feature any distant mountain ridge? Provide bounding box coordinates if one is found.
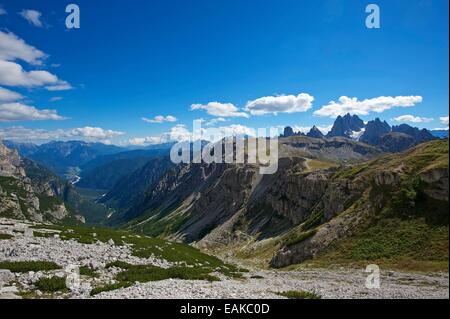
[4,140,125,177]
[282,113,442,152]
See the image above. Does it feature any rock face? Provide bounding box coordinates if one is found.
[105,136,383,241]
[0,141,85,223]
[327,113,365,138]
[100,136,448,270]
[0,142,25,178]
[269,140,449,268]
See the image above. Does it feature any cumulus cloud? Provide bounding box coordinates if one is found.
[0,60,54,86]
[392,115,433,123]
[0,103,66,122]
[0,32,72,91]
[127,123,260,146]
[142,115,177,123]
[19,9,43,27]
[314,96,423,118]
[191,102,249,118]
[213,124,256,139]
[245,93,314,116]
[0,87,23,102]
[0,31,46,65]
[127,124,191,145]
[0,7,7,16]
[69,127,124,139]
[205,117,227,126]
[49,96,63,102]
[0,126,124,143]
[440,116,449,126]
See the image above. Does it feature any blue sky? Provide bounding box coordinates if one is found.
[0,0,448,145]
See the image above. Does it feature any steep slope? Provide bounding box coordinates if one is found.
[77,148,171,190]
[104,137,448,272]
[101,156,176,220]
[271,139,448,270]
[0,141,111,224]
[106,136,382,241]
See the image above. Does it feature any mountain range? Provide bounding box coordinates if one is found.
[1,114,448,270]
[284,113,445,152]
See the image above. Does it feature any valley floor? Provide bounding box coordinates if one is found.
[0,218,448,300]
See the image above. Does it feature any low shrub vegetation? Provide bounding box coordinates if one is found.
[276,290,321,299]
[34,276,67,293]
[0,261,61,273]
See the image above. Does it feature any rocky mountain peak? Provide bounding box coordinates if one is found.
[359,118,391,145]
[306,126,324,138]
[327,113,365,138]
[283,126,295,137]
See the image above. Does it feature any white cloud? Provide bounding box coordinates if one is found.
[213,124,256,139]
[191,102,249,118]
[142,115,177,123]
[0,60,71,90]
[0,103,66,122]
[0,32,72,90]
[69,127,124,139]
[0,31,46,65]
[205,117,227,126]
[0,7,7,15]
[49,96,63,102]
[440,116,449,126]
[245,93,314,116]
[0,87,23,102]
[45,82,73,91]
[392,115,433,123]
[314,95,423,118]
[127,124,191,145]
[0,126,124,143]
[0,126,68,141]
[19,9,43,27]
[127,123,260,146]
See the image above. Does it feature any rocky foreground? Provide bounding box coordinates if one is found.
[0,218,448,299]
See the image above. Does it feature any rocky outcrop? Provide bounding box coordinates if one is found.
[270,140,449,268]
[1,141,85,223]
[0,141,25,178]
[420,167,449,202]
